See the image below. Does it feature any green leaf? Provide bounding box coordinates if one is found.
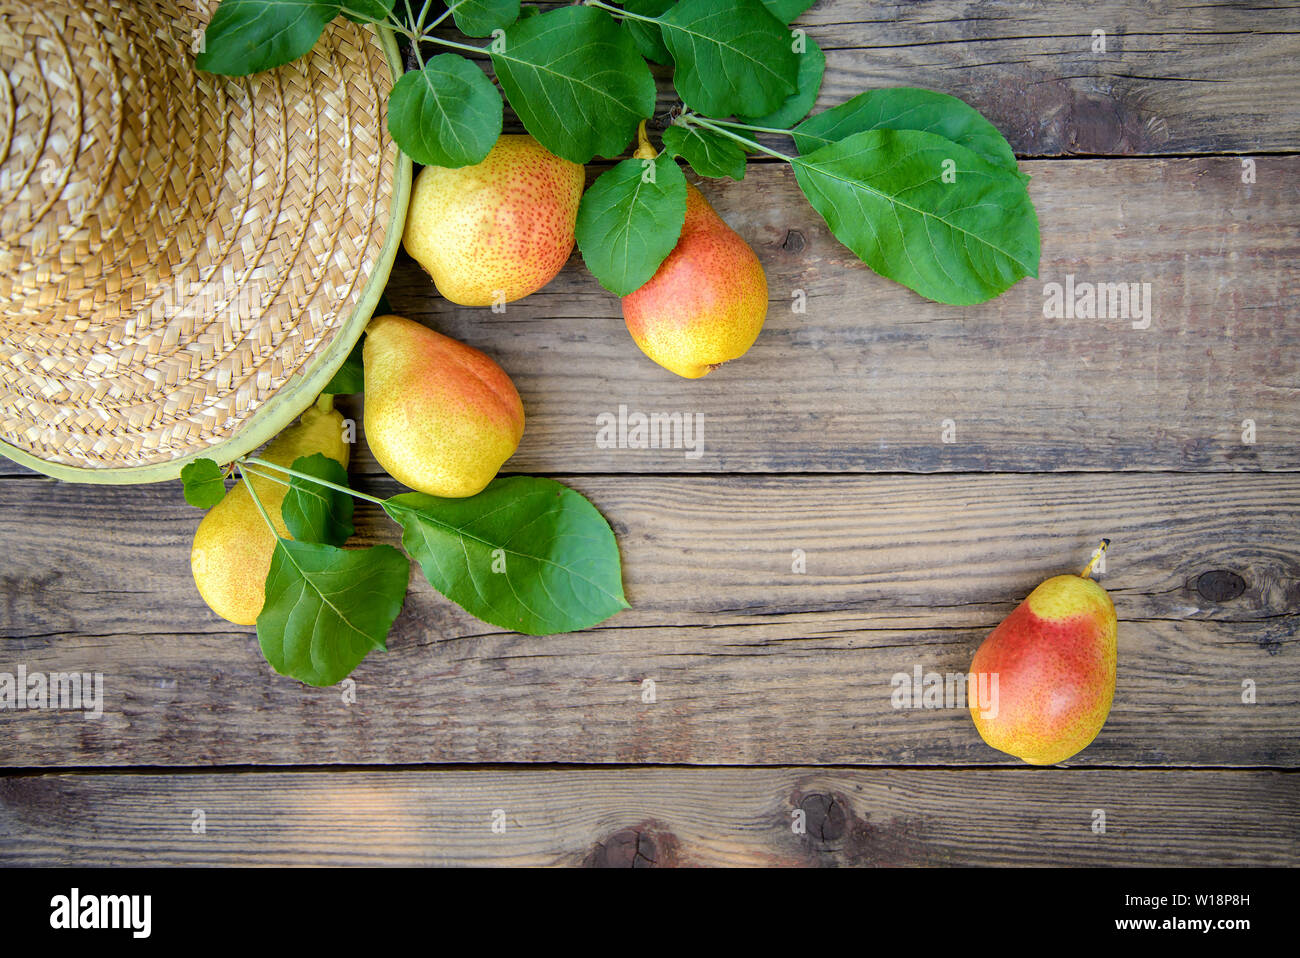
[791,128,1040,304]
[196,0,340,76]
[662,124,746,180]
[323,339,364,395]
[341,0,393,23]
[576,153,687,295]
[281,454,355,547]
[738,33,823,129]
[258,541,409,687]
[792,88,1025,182]
[448,0,520,38]
[622,0,674,64]
[385,477,628,635]
[181,459,226,509]
[659,0,798,118]
[761,0,817,22]
[491,6,656,163]
[387,53,503,167]
[325,293,389,395]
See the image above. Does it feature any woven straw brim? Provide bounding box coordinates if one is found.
[0,0,410,482]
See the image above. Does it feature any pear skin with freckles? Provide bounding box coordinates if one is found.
[403,134,584,307]
[621,182,769,379]
[968,559,1118,765]
[190,399,351,626]
[363,314,524,498]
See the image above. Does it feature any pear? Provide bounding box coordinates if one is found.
[191,397,350,626]
[967,542,1118,765]
[621,128,768,379]
[403,134,584,307]
[363,314,524,498]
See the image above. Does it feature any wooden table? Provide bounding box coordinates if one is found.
[2,0,1297,866]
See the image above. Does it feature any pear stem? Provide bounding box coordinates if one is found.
[1080,539,1110,579]
[316,393,335,414]
[633,120,657,160]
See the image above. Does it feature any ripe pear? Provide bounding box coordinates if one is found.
[403,134,584,307]
[968,543,1118,765]
[621,128,768,378]
[363,314,524,498]
[190,397,350,626]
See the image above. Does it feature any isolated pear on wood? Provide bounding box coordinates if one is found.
[191,398,350,626]
[403,134,584,307]
[622,125,769,378]
[363,314,524,498]
[967,542,1118,765]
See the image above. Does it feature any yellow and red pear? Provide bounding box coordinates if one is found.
[191,397,350,626]
[968,544,1118,765]
[403,134,584,307]
[363,314,524,498]
[621,127,768,378]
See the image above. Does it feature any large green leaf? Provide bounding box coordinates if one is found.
[576,153,687,295]
[662,124,746,180]
[196,0,340,76]
[385,477,628,635]
[447,0,520,37]
[491,6,656,163]
[761,0,817,21]
[791,128,1040,304]
[258,541,409,687]
[792,88,1024,181]
[387,53,502,167]
[181,458,226,508]
[341,0,393,23]
[621,0,674,64]
[660,0,798,118]
[281,454,354,547]
[738,33,824,129]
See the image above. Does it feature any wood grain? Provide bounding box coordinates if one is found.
[1,472,1294,768]
[485,0,1300,157]
[3,156,1296,480]
[0,767,1294,866]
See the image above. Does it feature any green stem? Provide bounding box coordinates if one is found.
[705,117,799,139]
[684,114,796,164]
[415,0,436,32]
[239,467,293,491]
[427,35,490,56]
[243,457,387,507]
[584,0,653,23]
[240,463,282,539]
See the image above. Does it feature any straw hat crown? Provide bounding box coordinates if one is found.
[0,0,407,480]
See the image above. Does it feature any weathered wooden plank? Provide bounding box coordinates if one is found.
[492,0,1300,157]
[2,156,1295,479]
[0,767,1294,866]
[799,0,1300,157]
[1,472,1294,767]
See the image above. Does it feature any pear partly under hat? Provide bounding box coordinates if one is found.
[0,0,410,481]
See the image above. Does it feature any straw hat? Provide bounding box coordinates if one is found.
[0,0,410,481]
